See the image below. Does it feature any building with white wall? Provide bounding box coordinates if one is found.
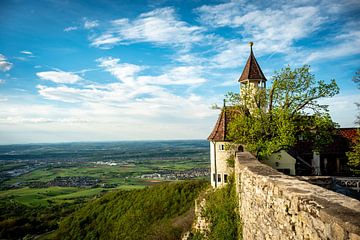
[208,43,296,187]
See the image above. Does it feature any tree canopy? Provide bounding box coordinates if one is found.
[347,70,360,174]
[226,65,339,159]
[54,180,208,240]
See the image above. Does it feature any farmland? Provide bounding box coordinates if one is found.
[0,140,210,239]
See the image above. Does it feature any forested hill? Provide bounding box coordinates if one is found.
[50,180,208,240]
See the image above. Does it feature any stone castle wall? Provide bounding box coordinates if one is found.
[235,152,360,240]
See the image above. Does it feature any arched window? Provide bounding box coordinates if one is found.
[238,145,244,152]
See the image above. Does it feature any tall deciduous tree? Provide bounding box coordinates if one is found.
[226,65,339,159]
[347,70,360,174]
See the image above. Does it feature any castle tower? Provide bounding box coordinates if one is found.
[239,42,267,111]
[208,42,267,188]
[239,42,267,94]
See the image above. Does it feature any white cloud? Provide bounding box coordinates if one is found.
[137,66,206,85]
[175,54,206,65]
[196,1,250,27]
[37,84,109,103]
[20,50,33,55]
[36,71,82,84]
[97,57,206,86]
[64,26,78,32]
[196,2,325,68]
[90,34,120,47]
[91,7,204,48]
[0,54,13,72]
[0,98,217,144]
[303,30,360,63]
[84,19,99,29]
[35,84,214,119]
[97,57,143,86]
[0,79,5,84]
[28,55,215,142]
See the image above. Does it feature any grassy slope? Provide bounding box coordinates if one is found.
[191,176,241,240]
[52,180,209,240]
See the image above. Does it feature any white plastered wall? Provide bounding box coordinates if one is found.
[263,150,296,175]
[210,141,234,187]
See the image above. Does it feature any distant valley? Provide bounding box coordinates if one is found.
[0,140,210,239]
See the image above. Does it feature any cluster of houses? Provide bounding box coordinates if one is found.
[139,168,209,180]
[47,176,100,187]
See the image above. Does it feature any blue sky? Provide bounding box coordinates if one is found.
[0,0,359,144]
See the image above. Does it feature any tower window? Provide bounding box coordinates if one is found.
[213,173,216,182]
[218,174,221,182]
[219,144,225,151]
[224,174,228,183]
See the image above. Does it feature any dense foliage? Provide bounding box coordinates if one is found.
[202,175,240,240]
[347,70,360,174]
[226,65,339,159]
[53,180,208,240]
[0,200,81,240]
[347,130,360,174]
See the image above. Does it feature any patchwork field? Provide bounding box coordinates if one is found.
[0,140,210,239]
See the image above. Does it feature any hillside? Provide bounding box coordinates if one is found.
[49,180,208,240]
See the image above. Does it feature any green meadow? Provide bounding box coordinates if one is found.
[0,140,210,239]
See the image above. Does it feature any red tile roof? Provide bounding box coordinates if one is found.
[207,107,239,141]
[238,45,266,82]
[338,128,359,143]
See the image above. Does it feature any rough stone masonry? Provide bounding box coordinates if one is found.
[235,152,360,240]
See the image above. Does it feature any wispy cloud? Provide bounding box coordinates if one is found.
[0,54,13,72]
[36,71,82,84]
[97,57,143,86]
[97,57,206,86]
[84,18,99,29]
[20,50,33,55]
[64,26,78,32]
[196,2,325,68]
[31,56,215,135]
[137,66,206,85]
[90,7,204,48]
[303,30,360,63]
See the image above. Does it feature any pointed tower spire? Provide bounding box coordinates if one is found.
[238,42,266,82]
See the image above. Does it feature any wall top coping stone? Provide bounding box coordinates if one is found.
[235,151,360,236]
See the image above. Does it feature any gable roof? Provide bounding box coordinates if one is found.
[207,107,238,141]
[238,43,267,82]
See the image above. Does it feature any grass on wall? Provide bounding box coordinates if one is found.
[195,174,241,240]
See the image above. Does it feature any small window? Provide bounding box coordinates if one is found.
[224,174,228,183]
[275,162,279,167]
[219,144,225,151]
[278,169,290,175]
[213,173,216,182]
[218,174,221,182]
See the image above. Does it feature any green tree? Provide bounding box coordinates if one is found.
[203,175,241,240]
[226,65,339,159]
[347,70,360,174]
